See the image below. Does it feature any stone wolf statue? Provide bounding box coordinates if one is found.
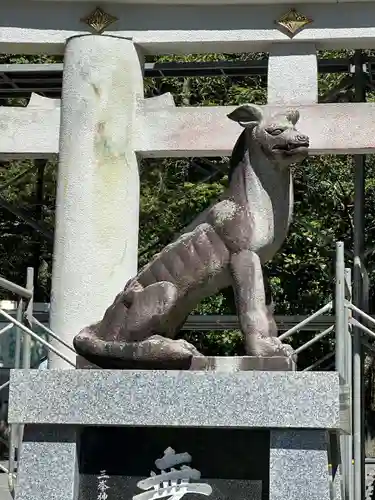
[74,104,309,368]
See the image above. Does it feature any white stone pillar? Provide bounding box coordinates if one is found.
[267,43,317,105]
[49,35,144,368]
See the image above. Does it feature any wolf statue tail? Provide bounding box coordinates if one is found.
[73,278,200,369]
[75,278,144,347]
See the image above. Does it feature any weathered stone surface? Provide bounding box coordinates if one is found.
[0,2,374,54]
[74,104,308,368]
[4,102,375,160]
[74,334,203,370]
[137,102,375,157]
[48,35,144,368]
[267,43,318,105]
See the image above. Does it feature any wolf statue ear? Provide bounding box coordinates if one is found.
[227,104,263,128]
[286,109,300,125]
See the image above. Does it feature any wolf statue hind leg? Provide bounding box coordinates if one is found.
[74,280,202,369]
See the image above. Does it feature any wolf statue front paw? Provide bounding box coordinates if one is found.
[246,334,296,361]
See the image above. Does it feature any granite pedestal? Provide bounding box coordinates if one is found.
[8,369,348,500]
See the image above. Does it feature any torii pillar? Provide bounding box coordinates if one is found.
[49,35,144,368]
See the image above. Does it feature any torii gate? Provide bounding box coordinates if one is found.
[0,2,374,499]
[1,0,373,370]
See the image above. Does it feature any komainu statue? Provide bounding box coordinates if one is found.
[74,104,309,369]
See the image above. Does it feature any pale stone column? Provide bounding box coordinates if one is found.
[267,43,318,105]
[267,41,339,500]
[49,35,144,368]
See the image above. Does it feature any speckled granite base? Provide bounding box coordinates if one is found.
[9,370,344,500]
[270,430,331,500]
[9,370,341,428]
[15,425,78,500]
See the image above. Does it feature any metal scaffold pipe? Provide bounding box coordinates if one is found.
[335,242,346,382]
[352,48,366,500]
[336,242,349,500]
[344,267,353,500]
